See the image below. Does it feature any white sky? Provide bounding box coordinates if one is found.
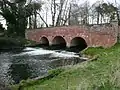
[0,0,120,28]
[40,0,120,26]
[88,0,120,5]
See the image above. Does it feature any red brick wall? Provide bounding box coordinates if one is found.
[26,26,117,48]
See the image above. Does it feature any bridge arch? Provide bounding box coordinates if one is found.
[52,36,66,47]
[40,37,49,45]
[70,37,87,50]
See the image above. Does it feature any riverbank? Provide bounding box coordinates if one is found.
[11,43,120,90]
[0,37,36,52]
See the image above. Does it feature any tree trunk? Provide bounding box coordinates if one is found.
[33,10,37,29]
[97,12,100,24]
[56,0,64,26]
[68,4,71,25]
[29,16,32,29]
[101,15,102,24]
[51,0,56,26]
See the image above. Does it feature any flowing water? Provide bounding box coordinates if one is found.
[0,47,86,84]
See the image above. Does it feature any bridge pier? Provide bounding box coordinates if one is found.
[66,43,70,48]
[49,42,52,46]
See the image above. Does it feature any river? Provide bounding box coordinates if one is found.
[0,47,86,84]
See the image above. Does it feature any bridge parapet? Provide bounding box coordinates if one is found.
[27,25,116,36]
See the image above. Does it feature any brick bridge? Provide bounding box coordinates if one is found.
[26,26,117,50]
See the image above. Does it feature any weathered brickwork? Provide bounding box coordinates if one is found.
[26,26,117,48]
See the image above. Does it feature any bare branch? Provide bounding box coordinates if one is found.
[37,12,48,27]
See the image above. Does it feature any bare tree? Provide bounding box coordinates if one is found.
[55,0,64,26]
[68,1,90,25]
[51,0,56,26]
[37,12,48,27]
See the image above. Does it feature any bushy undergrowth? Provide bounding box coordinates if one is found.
[0,37,36,50]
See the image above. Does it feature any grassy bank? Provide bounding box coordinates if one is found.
[11,43,120,90]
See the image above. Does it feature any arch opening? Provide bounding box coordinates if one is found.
[52,36,66,48]
[40,37,49,46]
[70,37,87,51]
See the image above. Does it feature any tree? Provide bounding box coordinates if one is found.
[51,0,56,26]
[94,2,118,24]
[55,0,64,26]
[0,0,42,38]
[115,0,120,25]
[0,0,30,37]
[32,2,42,29]
[37,12,49,27]
[68,1,90,25]
[102,3,118,23]
[95,5,101,24]
[0,23,5,36]
[69,3,80,25]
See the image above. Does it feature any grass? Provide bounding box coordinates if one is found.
[11,43,120,90]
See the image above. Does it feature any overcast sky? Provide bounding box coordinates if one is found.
[89,0,120,5]
[1,0,120,28]
[40,0,120,26]
[90,0,119,3]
